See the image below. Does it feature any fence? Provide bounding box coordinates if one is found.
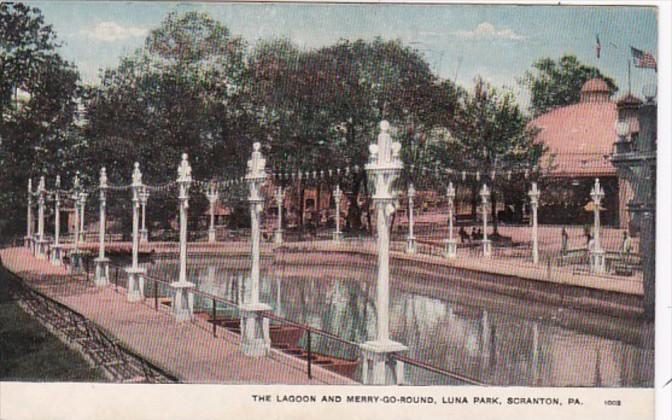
[0,260,178,384]
[100,257,482,386]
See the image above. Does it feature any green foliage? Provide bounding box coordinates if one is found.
[0,7,546,236]
[520,54,617,117]
[83,11,251,230]
[431,77,543,227]
[0,3,82,238]
[248,37,442,229]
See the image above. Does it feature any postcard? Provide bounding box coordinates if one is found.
[0,1,668,419]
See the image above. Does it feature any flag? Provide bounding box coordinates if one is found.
[595,34,601,59]
[631,46,657,71]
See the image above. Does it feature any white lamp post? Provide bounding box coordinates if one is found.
[139,186,149,243]
[94,168,110,287]
[480,184,492,257]
[589,178,606,273]
[333,185,343,241]
[35,176,49,259]
[207,182,219,243]
[69,173,84,273]
[25,179,33,249]
[274,186,284,244]
[51,176,62,265]
[171,154,195,322]
[444,182,457,258]
[126,162,146,302]
[361,120,407,385]
[240,142,271,356]
[78,191,88,243]
[406,183,417,254]
[528,182,540,264]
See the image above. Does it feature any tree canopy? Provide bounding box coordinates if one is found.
[520,54,617,117]
[1,6,545,237]
[0,3,81,237]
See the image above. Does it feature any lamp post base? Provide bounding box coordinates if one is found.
[360,340,408,385]
[405,236,417,254]
[482,239,492,257]
[444,239,457,259]
[140,229,149,243]
[208,228,216,243]
[170,281,195,322]
[24,236,32,249]
[94,257,110,287]
[590,249,606,274]
[125,266,146,302]
[332,231,343,242]
[239,303,272,357]
[274,229,283,244]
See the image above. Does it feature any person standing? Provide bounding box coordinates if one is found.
[620,230,632,262]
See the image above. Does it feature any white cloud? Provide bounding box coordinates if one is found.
[454,22,526,41]
[80,21,148,42]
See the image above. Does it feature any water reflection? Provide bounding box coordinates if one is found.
[144,258,653,387]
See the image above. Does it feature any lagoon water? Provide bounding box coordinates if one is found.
[139,256,653,387]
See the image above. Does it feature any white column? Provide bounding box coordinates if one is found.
[69,173,83,273]
[37,177,44,240]
[361,121,407,385]
[274,186,284,244]
[444,182,457,258]
[51,176,62,265]
[126,162,146,302]
[589,178,606,273]
[25,179,33,248]
[528,182,540,264]
[406,183,416,254]
[333,185,343,241]
[139,187,149,243]
[35,176,47,258]
[240,142,271,356]
[207,183,218,243]
[171,154,195,322]
[480,184,492,257]
[79,192,87,243]
[94,168,110,286]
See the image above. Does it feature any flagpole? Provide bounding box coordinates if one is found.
[628,59,632,94]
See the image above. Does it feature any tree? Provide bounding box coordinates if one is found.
[520,54,617,117]
[0,3,82,239]
[84,11,251,232]
[248,37,441,231]
[445,77,544,233]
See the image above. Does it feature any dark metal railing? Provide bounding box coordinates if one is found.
[103,258,485,385]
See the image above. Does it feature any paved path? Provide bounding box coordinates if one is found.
[0,247,354,385]
[279,240,643,297]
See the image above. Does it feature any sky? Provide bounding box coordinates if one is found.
[30,2,658,111]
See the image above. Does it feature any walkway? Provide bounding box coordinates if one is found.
[56,237,643,296]
[0,247,354,385]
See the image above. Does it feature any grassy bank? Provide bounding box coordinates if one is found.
[0,267,106,382]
